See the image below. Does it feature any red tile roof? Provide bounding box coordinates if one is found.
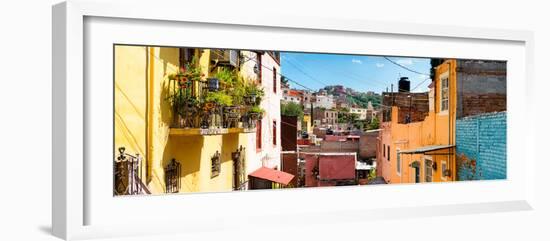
[248,167,295,186]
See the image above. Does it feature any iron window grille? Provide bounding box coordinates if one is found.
[164,158,181,193]
[211,150,221,178]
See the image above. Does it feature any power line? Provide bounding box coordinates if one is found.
[383,57,430,76]
[282,56,329,87]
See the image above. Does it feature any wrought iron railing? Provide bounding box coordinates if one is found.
[114,147,151,195]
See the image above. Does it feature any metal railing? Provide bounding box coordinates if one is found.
[114,147,151,195]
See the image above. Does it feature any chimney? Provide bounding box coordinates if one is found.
[398,77,410,92]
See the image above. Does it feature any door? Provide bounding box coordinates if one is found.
[414,166,420,183]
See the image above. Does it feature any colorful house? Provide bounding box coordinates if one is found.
[377,59,507,184]
[378,61,457,184]
[114,46,284,194]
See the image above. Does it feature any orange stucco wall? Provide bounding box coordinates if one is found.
[378,60,457,184]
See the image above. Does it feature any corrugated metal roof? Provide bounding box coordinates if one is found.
[398,144,455,154]
[248,167,295,186]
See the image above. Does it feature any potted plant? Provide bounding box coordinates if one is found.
[244,82,265,106]
[248,105,265,120]
[204,91,233,129]
[166,58,204,128]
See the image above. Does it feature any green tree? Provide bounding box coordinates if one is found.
[367,117,380,130]
[281,102,304,120]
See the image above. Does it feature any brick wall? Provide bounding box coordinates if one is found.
[456,112,506,180]
[359,132,378,159]
[381,92,429,123]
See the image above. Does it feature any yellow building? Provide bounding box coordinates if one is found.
[378,60,457,184]
[114,46,283,194]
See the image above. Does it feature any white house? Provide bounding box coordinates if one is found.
[312,94,335,109]
[240,51,282,172]
[350,107,368,120]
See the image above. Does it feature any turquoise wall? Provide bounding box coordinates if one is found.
[456,112,506,180]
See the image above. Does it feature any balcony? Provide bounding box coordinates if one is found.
[167,61,265,136]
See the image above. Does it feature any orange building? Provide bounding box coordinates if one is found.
[378,60,457,184]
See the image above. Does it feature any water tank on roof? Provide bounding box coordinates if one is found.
[398,77,410,92]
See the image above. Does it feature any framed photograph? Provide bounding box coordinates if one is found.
[53,0,535,240]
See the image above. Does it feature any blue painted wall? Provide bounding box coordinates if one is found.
[456,112,506,180]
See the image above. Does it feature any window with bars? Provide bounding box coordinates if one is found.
[440,76,449,112]
[211,151,221,178]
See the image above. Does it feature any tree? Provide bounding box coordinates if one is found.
[281,102,304,120]
[367,117,380,130]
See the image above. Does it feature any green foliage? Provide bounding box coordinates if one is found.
[205,91,233,106]
[215,68,246,106]
[166,57,203,113]
[367,168,377,181]
[215,68,239,88]
[346,93,381,109]
[281,102,304,119]
[249,105,265,114]
[245,82,265,97]
[337,112,359,124]
[367,116,380,130]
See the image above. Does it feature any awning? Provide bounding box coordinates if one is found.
[248,167,295,186]
[398,144,455,154]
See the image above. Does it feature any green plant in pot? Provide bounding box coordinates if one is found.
[248,105,265,120]
[166,58,203,128]
[244,82,265,106]
[204,91,233,128]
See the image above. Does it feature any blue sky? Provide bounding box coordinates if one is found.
[280,52,432,94]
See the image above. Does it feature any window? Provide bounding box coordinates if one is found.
[273,67,277,93]
[211,151,221,178]
[256,120,262,151]
[425,159,433,182]
[440,75,449,112]
[257,53,262,83]
[272,120,277,146]
[441,160,448,180]
[383,144,386,158]
[396,150,401,175]
[387,146,390,161]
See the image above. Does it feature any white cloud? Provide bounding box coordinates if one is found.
[396,58,414,66]
[351,59,362,64]
[376,63,385,68]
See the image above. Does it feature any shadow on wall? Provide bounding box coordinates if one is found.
[168,136,204,192]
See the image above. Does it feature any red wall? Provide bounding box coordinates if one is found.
[304,154,356,187]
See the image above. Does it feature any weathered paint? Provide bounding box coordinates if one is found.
[456,112,506,180]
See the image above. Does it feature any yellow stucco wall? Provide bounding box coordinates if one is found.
[114,46,148,181]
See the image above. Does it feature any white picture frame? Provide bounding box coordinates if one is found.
[52,0,535,240]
